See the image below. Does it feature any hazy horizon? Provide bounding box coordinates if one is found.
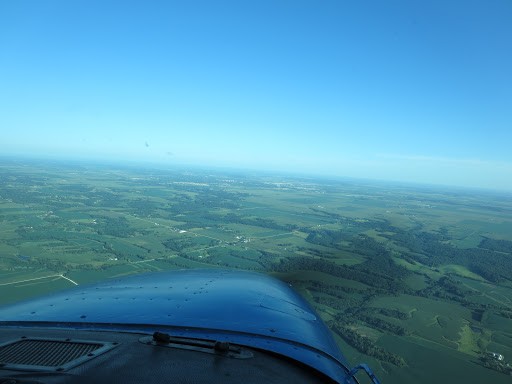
[4,152,512,197]
[1,1,511,190]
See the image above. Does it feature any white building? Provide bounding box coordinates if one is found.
[488,352,504,361]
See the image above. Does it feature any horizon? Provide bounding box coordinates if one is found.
[3,153,512,196]
[1,1,511,190]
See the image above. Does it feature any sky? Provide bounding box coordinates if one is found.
[1,0,511,190]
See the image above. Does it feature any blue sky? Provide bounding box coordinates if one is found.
[1,0,511,190]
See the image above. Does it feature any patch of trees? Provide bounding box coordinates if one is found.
[223,213,297,231]
[385,230,512,282]
[334,309,408,337]
[499,310,512,319]
[308,280,361,295]
[313,295,359,311]
[308,282,364,311]
[96,216,137,238]
[437,276,475,298]
[416,278,510,316]
[0,188,46,205]
[270,256,405,292]
[84,191,124,208]
[172,210,292,231]
[376,308,409,320]
[31,256,69,271]
[16,227,65,242]
[305,229,344,248]
[479,237,512,254]
[386,231,448,264]
[254,250,279,269]
[97,241,146,261]
[417,282,471,305]
[201,247,267,270]
[309,208,395,233]
[467,251,512,282]
[304,231,410,283]
[472,310,484,322]
[296,247,336,258]
[127,198,159,216]
[343,235,411,286]
[356,314,407,336]
[162,238,194,252]
[168,189,242,213]
[59,184,92,193]
[306,228,410,280]
[329,322,406,367]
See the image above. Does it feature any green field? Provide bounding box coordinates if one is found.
[1,159,512,383]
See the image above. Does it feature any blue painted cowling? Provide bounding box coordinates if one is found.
[0,269,352,382]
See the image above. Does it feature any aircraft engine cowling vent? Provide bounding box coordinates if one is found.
[0,337,118,372]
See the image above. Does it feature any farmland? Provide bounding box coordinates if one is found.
[1,158,512,383]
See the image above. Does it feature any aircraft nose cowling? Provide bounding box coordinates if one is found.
[0,269,351,382]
